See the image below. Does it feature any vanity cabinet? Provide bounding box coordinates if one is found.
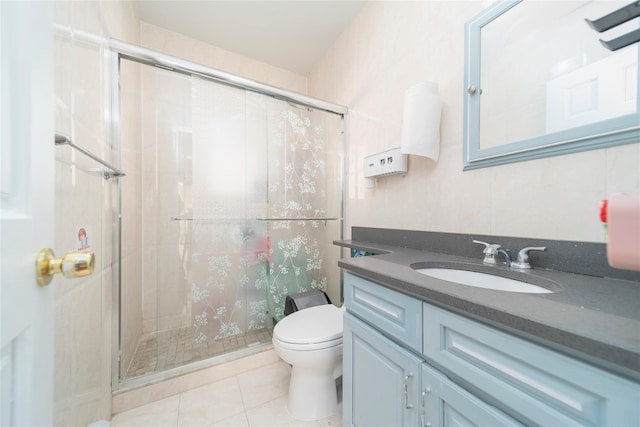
[343,272,640,426]
[344,273,520,426]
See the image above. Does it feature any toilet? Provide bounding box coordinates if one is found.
[272,303,344,421]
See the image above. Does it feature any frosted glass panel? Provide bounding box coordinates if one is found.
[263,99,343,320]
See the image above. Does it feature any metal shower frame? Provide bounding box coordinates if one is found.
[99,34,348,392]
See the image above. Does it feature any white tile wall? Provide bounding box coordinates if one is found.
[308,0,640,243]
[53,2,140,425]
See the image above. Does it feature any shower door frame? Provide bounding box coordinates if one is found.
[107,39,347,392]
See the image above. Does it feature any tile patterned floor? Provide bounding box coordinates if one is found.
[112,360,343,427]
[125,328,273,379]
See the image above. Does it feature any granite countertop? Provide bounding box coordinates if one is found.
[335,239,640,383]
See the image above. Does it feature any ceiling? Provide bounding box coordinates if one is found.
[133,1,367,75]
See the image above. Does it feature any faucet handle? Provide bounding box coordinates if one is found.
[472,240,503,264]
[512,246,547,269]
[473,240,498,253]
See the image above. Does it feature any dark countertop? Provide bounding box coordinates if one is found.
[335,239,640,383]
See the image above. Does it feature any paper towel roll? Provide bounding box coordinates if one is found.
[400,82,442,162]
[606,194,640,271]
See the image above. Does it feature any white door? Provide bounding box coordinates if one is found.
[1,1,55,426]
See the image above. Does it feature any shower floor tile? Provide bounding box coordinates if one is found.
[125,327,272,379]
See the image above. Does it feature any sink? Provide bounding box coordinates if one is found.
[414,267,554,294]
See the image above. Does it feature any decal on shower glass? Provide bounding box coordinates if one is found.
[76,226,91,251]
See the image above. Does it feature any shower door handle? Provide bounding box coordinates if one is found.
[35,248,95,286]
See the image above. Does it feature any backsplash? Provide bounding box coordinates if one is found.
[351,227,640,283]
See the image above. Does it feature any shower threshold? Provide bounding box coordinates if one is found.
[124,327,273,380]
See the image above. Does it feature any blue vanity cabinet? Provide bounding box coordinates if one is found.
[423,303,640,426]
[343,272,640,426]
[343,272,520,426]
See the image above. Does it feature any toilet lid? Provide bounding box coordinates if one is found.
[273,304,343,345]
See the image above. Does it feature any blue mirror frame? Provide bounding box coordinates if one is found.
[463,0,640,170]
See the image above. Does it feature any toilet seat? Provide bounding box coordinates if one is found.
[273,335,342,351]
[273,304,343,351]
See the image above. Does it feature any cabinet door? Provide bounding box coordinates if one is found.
[422,363,523,427]
[344,313,422,427]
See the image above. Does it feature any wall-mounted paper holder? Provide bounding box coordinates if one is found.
[363,148,408,179]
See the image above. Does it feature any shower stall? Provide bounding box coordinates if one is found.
[113,45,345,389]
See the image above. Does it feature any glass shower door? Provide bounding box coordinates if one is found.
[119,58,343,383]
[261,101,343,321]
[121,63,272,380]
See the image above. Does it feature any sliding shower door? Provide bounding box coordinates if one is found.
[262,105,343,321]
[118,58,343,383]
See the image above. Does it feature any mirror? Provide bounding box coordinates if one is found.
[464,0,640,170]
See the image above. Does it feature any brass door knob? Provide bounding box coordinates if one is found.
[36,248,95,286]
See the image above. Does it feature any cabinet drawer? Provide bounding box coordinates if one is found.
[423,303,640,426]
[344,272,422,352]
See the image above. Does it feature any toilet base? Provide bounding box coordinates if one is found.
[287,365,340,421]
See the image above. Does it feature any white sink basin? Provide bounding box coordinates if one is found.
[414,268,553,294]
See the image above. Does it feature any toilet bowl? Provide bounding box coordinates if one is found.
[272,304,344,421]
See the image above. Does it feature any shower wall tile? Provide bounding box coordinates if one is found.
[606,143,640,196]
[120,60,142,172]
[67,0,103,35]
[121,250,143,368]
[121,171,143,256]
[308,0,640,243]
[141,245,158,333]
[156,245,191,331]
[54,33,72,136]
[53,1,139,426]
[490,149,606,241]
[71,274,104,394]
[70,42,106,155]
[101,0,140,43]
[141,172,159,247]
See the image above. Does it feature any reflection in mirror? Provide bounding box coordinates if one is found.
[464,0,640,169]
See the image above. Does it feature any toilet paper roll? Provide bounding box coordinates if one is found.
[607,194,640,271]
[400,82,442,162]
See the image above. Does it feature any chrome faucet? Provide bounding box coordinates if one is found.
[511,246,547,270]
[472,240,511,267]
